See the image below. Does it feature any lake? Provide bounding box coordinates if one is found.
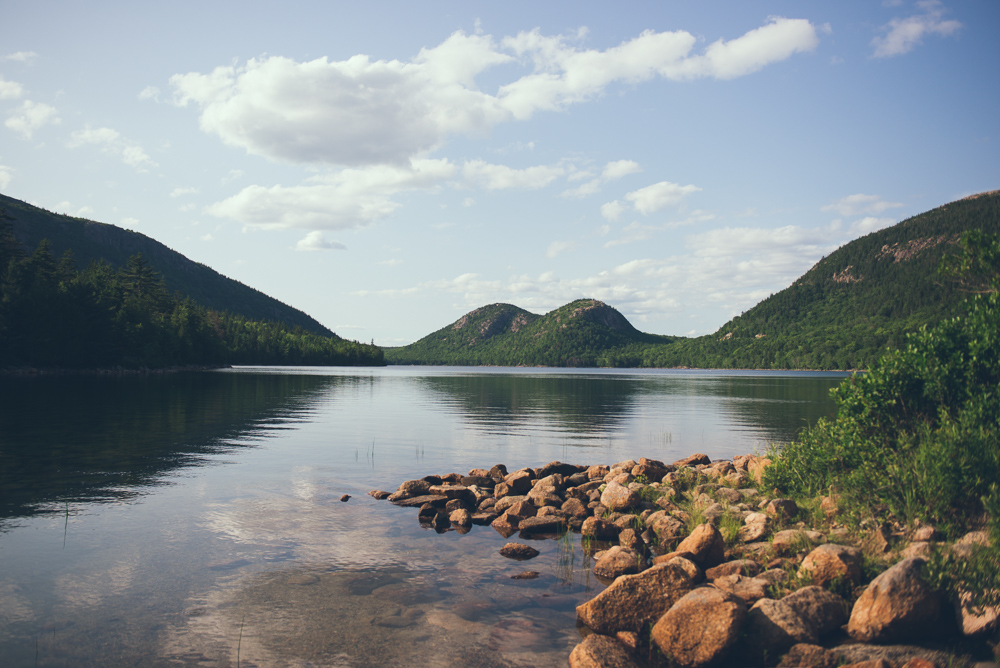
[0,366,849,667]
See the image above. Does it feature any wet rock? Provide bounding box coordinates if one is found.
[675,523,726,568]
[500,543,540,560]
[576,562,693,635]
[461,475,494,488]
[568,634,641,668]
[494,494,530,514]
[391,494,448,508]
[505,500,538,521]
[368,489,391,500]
[471,511,498,526]
[445,498,470,513]
[740,598,817,662]
[491,512,519,537]
[387,479,431,501]
[777,644,840,668]
[488,463,508,480]
[782,586,849,638]
[417,503,437,521]
[601,480,640,512]
[712,574,770,605]
[582,516,621,541]
[518,515,565,537]
[706,559,763,581]
[428,484,476,505]
[511,571,539,580]
[594,546,642,580]
[537,461,583,478]
[848,557,943,643]
[800,543,864,588]
[449,508,472,526]
[673,453,711,468]
[651,587,746,668]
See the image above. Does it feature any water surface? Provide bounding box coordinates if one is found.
[0,366,848,667]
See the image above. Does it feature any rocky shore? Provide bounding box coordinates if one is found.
[371,454,999,668]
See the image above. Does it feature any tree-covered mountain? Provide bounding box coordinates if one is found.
[0,193,332,336]
[388,191,1000,370]
[386,299,675,366]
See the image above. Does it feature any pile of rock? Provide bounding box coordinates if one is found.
[371,454,999,667]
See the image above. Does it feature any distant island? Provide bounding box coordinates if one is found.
[387,191,1000,370]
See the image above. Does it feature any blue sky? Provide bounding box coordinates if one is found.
[1,1,997,345]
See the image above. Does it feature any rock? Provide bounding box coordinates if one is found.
[618,527,642,552]
[500,543,540,560]
[955,588,1000,637]
[651,587,746,668]
[782,586,849,637]
[491,512,519,537]
[819,495,839,518]
[766,498,799,521]
[740,598,817,662]
[576,562,693,635]
[673,453,711,468]
[747,455,772,483]
[712,574,770,605]
[668,556,704,584]
[445,498,469,513]
[772,529,825,555]
[387,479,431,501]
[952,530,989,558]
[471,511,498,525]
[368,489,391,499]
[449,508,472,525]
[340,494,350,502]
[395,494,448,508]
[537,506,564,517]
[488,463,508,480]
[800,543,864,588]
[706,559,763,581]
[911,525,942,542]
[777,644,840,668]
[511,571,539,580]
[738,521,771,543]
[594,546,642,580]
[615,631,640,652]
[517,515,565,537]
[702,503,726,525]
[646,512,686,546]
[675,523,726,569]
[461,475,494,488]
[715,487,743,504]
[428,484,476,505]
[500,470,534,496]
[848,557,943,643]
[601,481,640,512]
[505,500,538,521]
[582,516,622,541]
[587,465,610,480]
[494,494,530,513]
[874,523,893,553]
[537,461,582,478]
[562,497,589,518]
[758,568,789,586]
[900,541,933,559]
[568,634,641,668]
[831,644,959,667]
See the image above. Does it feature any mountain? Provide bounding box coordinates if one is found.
[0,193,332,336]
[388,191,1000,370]
[386,299,674,366]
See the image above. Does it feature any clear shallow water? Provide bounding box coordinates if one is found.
[0,366,848,667]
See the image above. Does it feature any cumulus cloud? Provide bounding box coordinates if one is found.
[3,51,38,63]
[207,158,456,230]
[138,86,160,101]
[626,181,700,214]
[5,100,60,139]
[872,1,961,58]
[170,20,819,167]
[170,187,198,197]
[67,126,156,169]
[462,159,564,190]
[295,231,347,251]
[849,216,897,235]
[601,200,626,222]
[0,162,13,189]
[821,193,902,216]
[563,159,641,198]
[603,209,715,248]
[0,77,23,99]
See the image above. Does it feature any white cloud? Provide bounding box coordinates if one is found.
[821,193,902,216]
[67,126,156,170]
[872,1,961,58]
[0,77,24,99]
[121,217,139,229]
[5,100,60,139]
[3,51,38,63]
[295,231,346,251]
[625,180,700,214]
[546,240,576,258]
[849,216,896,235]
[222,169,244,184]
[601,200,626,222]
[563,159,641,198]
[208,158,456,230]
[171,20,818,167]
[170,187,199,197]
[138,86,160,101]
[0,162,12,189]
[603,210,715,248]
[463,159,564,190]
[462,197,475,207]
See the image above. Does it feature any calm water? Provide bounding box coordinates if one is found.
[0,366,848,667]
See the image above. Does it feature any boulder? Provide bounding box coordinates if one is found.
[581,516,621,541]
[651,587,746,668]
[617,527,642,552]
[848,557,943,643]
[368,489,391,500]
[667,556,704,584]
[747,455,772,483]
[576,562,693,635]
[471,511,498,526]
[715,487,743,504]
[799,543,864,588]
[391,494,449,508]
[517,515,565,537]
[601,481,640,512]
[500,470,534,496]
[505,500,538,521]
[568,634,641,668]
[776,644,840,668]
[449,508,472,526]
[955,588,1000,637]
[494,495,530,513]
[673,453,711,468]
[706,559,763,581]
[594,546,643,580]
[488,463,508,480]
[740,598,817,661]
[675,523,726,569]
[499,543,539,560]
[782,586,849,638]
[765,498,799,521]
[387,479,430,501]
[562,497,589,518]
[427,484,477,505]
[587,464,610,480]
[712,574,770,605]
[772,529,825,555]
[491,512,518,537]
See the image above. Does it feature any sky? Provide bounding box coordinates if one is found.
[1,1,998,345]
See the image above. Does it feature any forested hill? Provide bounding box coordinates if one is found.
[0,193,332,336]
[385,299,675,366]
[644,190,1000,370]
